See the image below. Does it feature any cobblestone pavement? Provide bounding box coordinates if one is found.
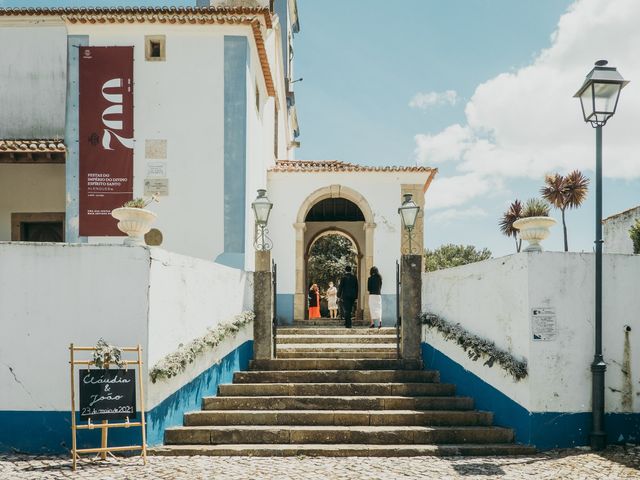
[1,447,639,479]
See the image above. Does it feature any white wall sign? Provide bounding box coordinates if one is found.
[531,307,557,341]
[146,161,167,177]
[144,177,169,196]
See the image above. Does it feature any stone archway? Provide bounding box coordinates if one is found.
[293,185,376,321]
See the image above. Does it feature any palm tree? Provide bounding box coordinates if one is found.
[499,199,523,253]
[540,170,589,251]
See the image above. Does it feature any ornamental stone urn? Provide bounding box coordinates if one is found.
[513,216,557,252]
[111,207,157,246]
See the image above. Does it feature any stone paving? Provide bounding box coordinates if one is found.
[1,446,639,479]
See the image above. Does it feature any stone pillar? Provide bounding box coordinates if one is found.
[401,254,422,362]
[253,250,273,360]
[293,222,307,321]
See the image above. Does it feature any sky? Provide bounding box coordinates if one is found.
[2,0,637,257]
[294,0,640,256]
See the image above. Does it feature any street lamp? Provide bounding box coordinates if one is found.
[398,193,420,254]
[251,189,273,251]
[574,60,628,451]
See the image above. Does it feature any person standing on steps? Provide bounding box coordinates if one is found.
[308,283,320,319]
[326,281,338,319]
[337,266,358,328]
[367,266,383,329]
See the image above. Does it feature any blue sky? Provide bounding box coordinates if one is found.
[294,0,640,256]
[3,0,637,256]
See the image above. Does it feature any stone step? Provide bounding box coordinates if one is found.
[164,425,514,445]
[202,396,474,411]
[233,370,440,384]
[278,327,397,336]
[277,335,396,344]
[151,443,537,457]
[276,343,395,351]
[250,359,422,371]
[291,319,371,327]
[276,351,398,359]
[217,382,455,397]
[184,409,493,427]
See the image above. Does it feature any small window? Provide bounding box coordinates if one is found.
[11,212,65,242]
[255,83,260,113]
[145,35,166,61]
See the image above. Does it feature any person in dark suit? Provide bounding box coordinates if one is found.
[337,265,358,328]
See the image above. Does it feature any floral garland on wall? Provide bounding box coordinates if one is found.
[419,312,528,381]
[149,311,254,383]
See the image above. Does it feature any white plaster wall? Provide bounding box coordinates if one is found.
[146,248,253,408]
[527,253,640,413]
[0,243,255,412]
[0,243,150,410]
[244,36,272,271]
[0,164,65,241]
[604,206,640,254]
[422,255,531,408]
[422,252,640,414]
[267,171,431,294]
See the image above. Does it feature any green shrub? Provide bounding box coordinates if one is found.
[522,198,550,217]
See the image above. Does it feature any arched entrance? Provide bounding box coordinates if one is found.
[294,185,376,321]
[305,229,359,318]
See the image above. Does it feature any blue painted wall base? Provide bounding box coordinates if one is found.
[422,342,640,449]
[0,340,253,454]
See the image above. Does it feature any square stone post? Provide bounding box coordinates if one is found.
[253,250,273,360]
[401,254,422,362]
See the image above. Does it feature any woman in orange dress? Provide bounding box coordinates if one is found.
[308,283,321,319]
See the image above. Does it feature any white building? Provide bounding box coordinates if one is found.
[0,3,436,324]
[603,205,640,254]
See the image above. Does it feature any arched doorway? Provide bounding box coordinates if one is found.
[305,229,359,319]
[294,185,375,321]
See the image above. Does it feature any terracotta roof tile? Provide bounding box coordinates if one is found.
[0,140,66,153]
[0,7,275,97]
[0,6,273,28]
[269,160,435,173]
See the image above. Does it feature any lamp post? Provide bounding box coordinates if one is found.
[574,60,628,451]
[398,193,420,253]
[251,189,273,251]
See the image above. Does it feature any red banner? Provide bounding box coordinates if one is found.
[79,46,134,236]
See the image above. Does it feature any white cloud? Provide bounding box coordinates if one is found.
[409,90,458,109]
[416,0,640,211]
[425,173,504,210]
[414,124,472,164]
[429,206,488,225]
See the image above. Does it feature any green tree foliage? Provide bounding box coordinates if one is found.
[307,234,357,293]
[630,219,640,254]
[424,244,492,272]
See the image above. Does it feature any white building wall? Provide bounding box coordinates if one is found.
[604,206,640,254]
[423,252,640,414]
[64,22,282,267]
[0,165,66,241]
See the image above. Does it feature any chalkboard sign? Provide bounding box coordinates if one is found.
[79,369,136,421]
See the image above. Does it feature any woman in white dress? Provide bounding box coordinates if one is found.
[326,281,338,319]
[367,266,383,328]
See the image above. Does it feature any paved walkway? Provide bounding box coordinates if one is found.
[1,447,639,479]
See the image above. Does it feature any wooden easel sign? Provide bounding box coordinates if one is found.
[69,344,147,471]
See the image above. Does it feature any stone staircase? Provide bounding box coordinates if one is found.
[151,323,535,457]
